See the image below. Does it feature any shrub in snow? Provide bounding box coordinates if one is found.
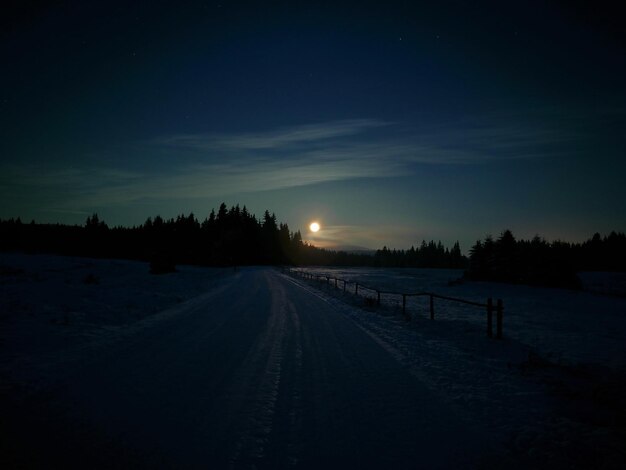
[83,273,99,285]
[150,254,176,274]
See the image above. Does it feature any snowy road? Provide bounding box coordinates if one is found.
[4,267,494,469]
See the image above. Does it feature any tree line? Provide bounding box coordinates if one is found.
[1,204,301,267]
[0,204,466,269]
[373,241,465,269]
[466,230,626,289]
[1,206,624,284]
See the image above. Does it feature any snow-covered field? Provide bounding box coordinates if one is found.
[1,254,625,468]
[292,266,626,368]
[288,266,626,468]
[0,253,232,388]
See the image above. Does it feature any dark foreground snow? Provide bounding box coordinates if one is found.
[1,254,625,468]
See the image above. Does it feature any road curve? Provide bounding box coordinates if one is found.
[5,267,494,469]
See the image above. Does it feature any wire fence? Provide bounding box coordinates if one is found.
[284,267,504,339]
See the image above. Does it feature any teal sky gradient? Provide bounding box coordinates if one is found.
[1,1,625,253]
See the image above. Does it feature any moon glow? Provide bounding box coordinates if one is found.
[310,222,320,232]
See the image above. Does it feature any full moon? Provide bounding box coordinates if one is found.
[309,222,320,233]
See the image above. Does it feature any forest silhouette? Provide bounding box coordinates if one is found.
[0,204,464,268]
[1,203,624,288]
[466,230,626,289]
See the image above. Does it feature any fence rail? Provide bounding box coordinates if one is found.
[284,268,503,339]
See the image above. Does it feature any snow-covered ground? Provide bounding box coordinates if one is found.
[292,266,626,368]
[288,267,626,468]
[1,254,625,468]
[578,271,626,297]
[0,253,232,388]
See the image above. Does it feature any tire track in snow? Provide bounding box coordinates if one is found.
[226,271,301,467]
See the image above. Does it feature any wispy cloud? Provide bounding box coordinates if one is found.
[152,117,574,167]
[1,117,578,212]
[154,119,389,151]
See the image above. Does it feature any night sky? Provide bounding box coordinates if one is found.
[2,1,625,251]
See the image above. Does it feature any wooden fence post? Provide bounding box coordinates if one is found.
[429,294,434,320]
[496,299,503,339]
[335,278,338,289]
[487,298,493,338]
[355,283,359,295]
[402,294,406,317]
[343,280,346,293]
[377,290,381,306]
